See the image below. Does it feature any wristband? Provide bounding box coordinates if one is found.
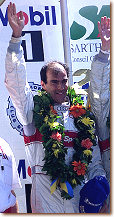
[10,36,22,43]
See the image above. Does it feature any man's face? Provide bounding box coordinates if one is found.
[41,63,68,104]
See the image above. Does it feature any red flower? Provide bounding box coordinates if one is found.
[50,105,57,115]
[69,104,86,118]
[81,138,93,149]
[51,132,62,142]
[72,161,86,175]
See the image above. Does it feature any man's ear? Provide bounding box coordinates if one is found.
[41,80,46,90]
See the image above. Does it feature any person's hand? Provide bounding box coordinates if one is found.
[98,16,110,51]
[8,2,24,38]
[99,200,108,213]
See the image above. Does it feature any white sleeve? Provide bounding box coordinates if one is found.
[89,51,110,140]
[5,37,34,126]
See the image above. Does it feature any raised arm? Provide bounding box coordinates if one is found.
[82,19,110,212]
[88,18,110,213]
[89,16,110,141]
[5,2,35,132]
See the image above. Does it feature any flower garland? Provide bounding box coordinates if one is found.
[33,87,97,199]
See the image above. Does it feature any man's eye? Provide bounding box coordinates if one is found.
[51,80,68,85]
[51,80,58,84]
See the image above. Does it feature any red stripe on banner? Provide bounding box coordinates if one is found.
[98,139,110,153]
[24,128,78,147]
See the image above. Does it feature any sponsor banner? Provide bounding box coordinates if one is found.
[0,0,64,213]
[67,0,110,84]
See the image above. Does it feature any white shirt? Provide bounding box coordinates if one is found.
[0,137,21,212]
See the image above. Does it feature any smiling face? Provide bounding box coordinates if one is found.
[41,62,68,104]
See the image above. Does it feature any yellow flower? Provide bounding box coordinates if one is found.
[54,149,60,158]
[83,150,92,156]
[88,128,94,134]
[88,128,95,139]
[38,111,43,115]
[81,117,94,127]
[72,179,77,185]
[49,122,59,129]
[44,115,48,123]
[52,143,57,148]
[38,108,44,115]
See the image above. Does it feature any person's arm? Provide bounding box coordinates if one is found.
[5,3,35,134]
[89,16,110,141]
[88,17,110,213]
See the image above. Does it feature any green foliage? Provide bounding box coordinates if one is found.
[33,87,97,199]
[67,86,84,105]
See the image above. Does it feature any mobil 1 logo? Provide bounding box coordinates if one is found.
[22,31,44,62]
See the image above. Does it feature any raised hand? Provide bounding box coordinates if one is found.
[8,2,25,38]
[98,16,110,52]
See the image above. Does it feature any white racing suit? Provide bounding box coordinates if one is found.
[89,51,110,210]
[5,37,106,213]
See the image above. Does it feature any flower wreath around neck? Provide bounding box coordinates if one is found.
[33,87,97,200]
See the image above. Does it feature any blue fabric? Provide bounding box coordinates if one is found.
[79,176,110,213]
[65,181,74,198]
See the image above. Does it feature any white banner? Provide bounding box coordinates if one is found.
[67,0,110,85]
